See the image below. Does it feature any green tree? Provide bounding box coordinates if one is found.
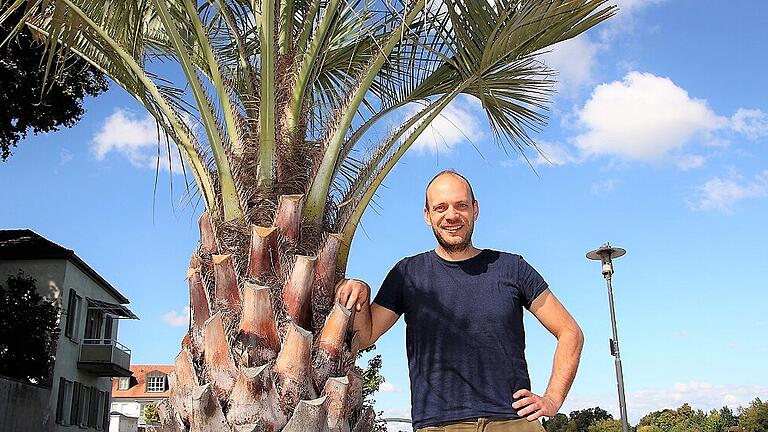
[0,4,107,161]
[720,406,740,429]
[1,0,615,430]
[740,398,768,432]
[637,426,663,432]
[588,419,623,432]
[0,272,60,383]
[570,407,615,431]
[144,404,160,425]
[544,413,570,432]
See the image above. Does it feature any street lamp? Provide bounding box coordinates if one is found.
[587,243,629,432]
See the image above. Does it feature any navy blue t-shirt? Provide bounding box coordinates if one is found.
[373,249,549,429]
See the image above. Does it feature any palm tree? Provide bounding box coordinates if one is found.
[1,0,615,430]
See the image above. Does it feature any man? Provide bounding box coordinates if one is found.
[337,170,584,431]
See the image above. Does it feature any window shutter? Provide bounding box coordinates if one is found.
[65,290,77,338]
[88,387,99,427]
[102,391,111,431]
[55,377,66,423]
[69,382,80,426]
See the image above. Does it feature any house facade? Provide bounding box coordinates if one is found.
[111,365,173,428]
[0,229,138,432]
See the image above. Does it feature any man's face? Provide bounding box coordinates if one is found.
[423,174,479,252]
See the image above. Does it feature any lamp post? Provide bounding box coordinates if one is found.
[587,243,629,432]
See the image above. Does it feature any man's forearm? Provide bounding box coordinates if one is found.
[351,302,374,351]
[543,325,584,408]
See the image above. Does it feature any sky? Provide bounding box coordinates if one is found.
[1,0,767,428]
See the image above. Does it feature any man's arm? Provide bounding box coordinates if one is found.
[334,279,400,351]
[512,289,584,421]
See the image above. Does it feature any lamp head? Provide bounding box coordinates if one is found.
[586,243,626,277]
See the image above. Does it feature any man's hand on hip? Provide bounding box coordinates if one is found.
[512,389,560,421]
[335,278,370,312]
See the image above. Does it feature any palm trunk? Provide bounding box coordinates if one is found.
[159,208,373,432]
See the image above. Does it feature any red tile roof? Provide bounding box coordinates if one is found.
[112,365,174,398]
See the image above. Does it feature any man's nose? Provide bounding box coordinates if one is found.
[445,206,460,220]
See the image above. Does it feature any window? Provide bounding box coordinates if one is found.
[104,316,114,341]
[146,374,167,392]
[117,377,131,390]
[84,307,104,340]
[65,289,82,341]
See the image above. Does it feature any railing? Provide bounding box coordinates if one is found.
[78,339,131,376]
[81,338,131,354]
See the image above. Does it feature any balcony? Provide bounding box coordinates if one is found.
[78,339,132,377]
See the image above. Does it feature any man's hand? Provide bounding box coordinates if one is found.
[512,389,560,421]
[335,279,370,312]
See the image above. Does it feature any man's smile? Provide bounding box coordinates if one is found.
[441,224,464,234]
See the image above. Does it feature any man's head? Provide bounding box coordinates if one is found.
[423,170,479,253]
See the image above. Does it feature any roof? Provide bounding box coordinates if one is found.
[112,365,175,399]
[0,229,130,304]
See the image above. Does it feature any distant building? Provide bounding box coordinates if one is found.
[384,417,413,432]
[0,229,138,432]
[111,365,174,428]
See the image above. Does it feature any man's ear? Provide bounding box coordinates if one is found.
[473,200,479,221]
[423,207,432,226]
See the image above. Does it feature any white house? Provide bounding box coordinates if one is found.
[0,229,138,432]
[110,364,173,429]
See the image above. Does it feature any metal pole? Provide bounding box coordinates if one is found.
[587,244,630,432]
[605,271,629,432]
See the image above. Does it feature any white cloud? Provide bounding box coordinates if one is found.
[409,96,484,154]
[541,36,601,94]
[590,178,620,195]
[379,382,402,393]
[162,306,189,327]
[574,72,726,161]
[539,0,668,97]
[92,109,185,174]
[730,108,768,140]
[530,141,582,167]
[612,0,666,14]
[688,171,768,213]
[675,154,707,171]
[59,149,74,166]
[565,382,768,424]
[600,0,667,39]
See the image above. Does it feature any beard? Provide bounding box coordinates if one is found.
[431,223,474,253]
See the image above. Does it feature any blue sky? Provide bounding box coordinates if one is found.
[1,0,767,426]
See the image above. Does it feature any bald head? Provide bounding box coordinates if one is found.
[424,170,476,210]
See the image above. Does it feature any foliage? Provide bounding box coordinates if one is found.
[359,345,386,431]
[589,419,623,432]
[545,413,571,432]
[143,404,160,425]
[361,353,384,400]
[545,407,614,432]
[740,398,768,432]
[0,5,107,161]
[0,272,60,383]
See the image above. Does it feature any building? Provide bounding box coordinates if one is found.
[384,417,413,432]
[110,365,173,428]
[0,229,138,432]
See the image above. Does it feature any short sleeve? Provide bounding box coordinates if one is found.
[372,260,406,315]
[517,256,549,309]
